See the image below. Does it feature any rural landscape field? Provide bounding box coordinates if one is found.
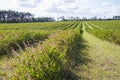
[0,0,120,80]
[0,20,120,80]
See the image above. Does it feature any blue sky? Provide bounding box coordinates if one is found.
[0,0,120,19]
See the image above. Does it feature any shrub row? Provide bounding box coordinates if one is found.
[0,30,51,57]
[85,23,120,45]
[7,30,81,80]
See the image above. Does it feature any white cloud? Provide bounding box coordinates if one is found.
[0,0,120,18]
[18,0,41,8]
[101,2,111,6]
[0,0,18,10]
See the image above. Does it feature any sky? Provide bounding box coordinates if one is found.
[0,0,120,19]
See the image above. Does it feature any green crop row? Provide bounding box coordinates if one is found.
[0,30,52,57]
[87,20,120,30]
[85,21,120,45]
[0,21,79,57]
[3,29,82,80]
[68,21,80,29]
[0,21,76,30]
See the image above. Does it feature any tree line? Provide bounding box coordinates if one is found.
[0,10,55,23]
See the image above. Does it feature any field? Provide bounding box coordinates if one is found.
[0,20,120,80]
[82,20,120,80]
[85,20,120,45]
[0,21,83,80]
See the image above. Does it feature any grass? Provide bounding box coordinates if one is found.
[78,24,120,80]
[0,21,120,80]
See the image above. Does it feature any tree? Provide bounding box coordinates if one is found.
[0,10,55,23]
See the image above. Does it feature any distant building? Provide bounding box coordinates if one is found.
[113,16,120,20]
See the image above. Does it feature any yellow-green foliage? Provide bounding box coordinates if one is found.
[0,21,80,57]
[0,21,76,30]
[0,30,51,57]
[86,21,120,45]
[7,30,81,80]
[0,21,82,79]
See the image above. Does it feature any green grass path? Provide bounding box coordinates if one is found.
[79,26,120,80]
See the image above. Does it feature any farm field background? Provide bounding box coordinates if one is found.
[85,20,120,45]
[0,20,120,80]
